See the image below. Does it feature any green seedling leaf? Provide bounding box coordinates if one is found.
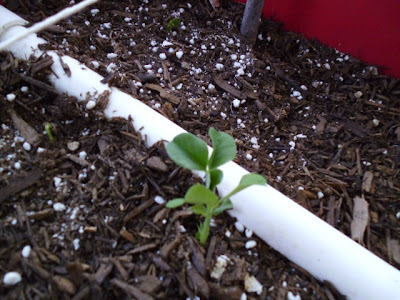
[227,173,267,198]
[208,127,237,170]
[166,198,186,208]
[185,184,219,206]
[165,127,267,246]
[167,18,181,31]
[190,204,207,216]
[166,133,209,171]
[209,169,223,191]
[45,122,55,143]
[239,173,267,187]
[196,222,206,244]
[213,199,233,216]
[196,213,212,245]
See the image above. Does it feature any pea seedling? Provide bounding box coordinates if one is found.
[45,122,55,143]
[166,128,266,245]
[166,18,181,31]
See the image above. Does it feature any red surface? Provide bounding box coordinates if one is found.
[236,0,400,78]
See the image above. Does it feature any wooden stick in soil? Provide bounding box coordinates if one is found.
[240,0,265,44]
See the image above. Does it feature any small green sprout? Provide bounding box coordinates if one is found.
[45,122,55,143]
[166,18,181,31]
[166,128,266,245]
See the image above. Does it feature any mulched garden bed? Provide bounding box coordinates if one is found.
[1,0,399,299]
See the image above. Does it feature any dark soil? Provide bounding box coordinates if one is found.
[1,0,399,299]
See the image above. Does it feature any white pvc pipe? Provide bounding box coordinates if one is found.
[0,0,99,51]
[1,7,399,299]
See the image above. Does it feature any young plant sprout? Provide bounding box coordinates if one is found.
[45,122,55,143]
[166,127,266,245]
[166,17,181,32]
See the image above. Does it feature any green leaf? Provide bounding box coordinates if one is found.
[196,213,212,245]
[190,204,207,216]
[228,174,267,198]
[213,199,233,216]
[209,169,223,191]
[196,222,207,244]
[166,133,209,171]
[185,184,219,206]
[239,173,267,187]
[167,18,181,31]
[166,198,185,208]
[208,127,237,170]
[45,122,55,143]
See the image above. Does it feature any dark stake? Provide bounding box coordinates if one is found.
[240,0,265,44]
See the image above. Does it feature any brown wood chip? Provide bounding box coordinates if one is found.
[188,237,207,277]
[136,275,162,294]
[27,208,54,221]
[112,258,130,281]
[146,156,169,172]
[111,278,154,300]
[160,235,182,259]
[24,261,50,280]
[93,263,113,285]
[126,243,158,255]
[213,76,248,99]
[186,261,210,299]
[151,255,171,272]
[120,228,136,244]
[123,197,155,223]
[350,196,369,244]
[145,83,180,104]
[387,239,400,264]
[0,168,42,202]
[53,275,77,295]
[8,108,41,145]
[362,171,375,193]
[209,282,244,300]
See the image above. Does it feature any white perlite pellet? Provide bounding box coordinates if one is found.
[215,63,224,70]
[91,61,100,69]
[6,93,16,101]
[79,151,87,160]
[210,255,230,280]
[53,202,66,212]
[21,245,32,258]
[107,53,118,59]
[3,272,22,285]
[176,50,184,59]
[287,291,302,300]
[233,99,241,108]
[244,273,263,295]
[73,238,80,250]
[67,141,80,151]
[154,195,165,204]
[86,100,96,110]
[207,83,215,91]
[23,142,31,151]
[245,228,253,238]
[245,240,257,249]
[234,221,244,232]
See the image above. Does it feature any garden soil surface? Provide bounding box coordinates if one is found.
[1,0,400,299]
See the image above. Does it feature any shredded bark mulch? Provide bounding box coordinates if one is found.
[0,0,399,299]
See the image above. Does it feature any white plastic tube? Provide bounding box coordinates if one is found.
[1,6,399,299]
